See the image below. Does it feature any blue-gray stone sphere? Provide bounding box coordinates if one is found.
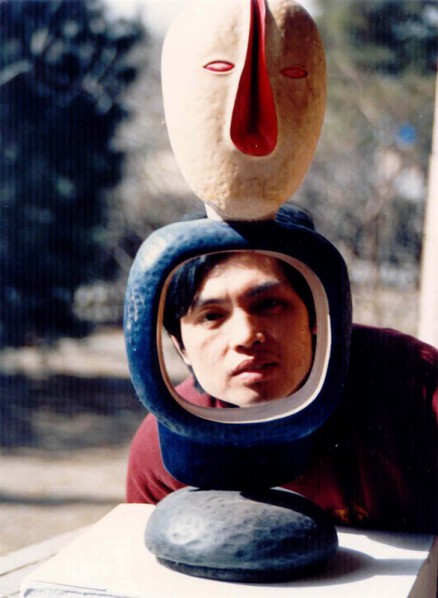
[145,487,338,582]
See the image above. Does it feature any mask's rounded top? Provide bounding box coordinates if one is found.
[162,0,326,221]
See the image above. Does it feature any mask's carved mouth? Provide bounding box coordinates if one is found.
[230,0,277,157]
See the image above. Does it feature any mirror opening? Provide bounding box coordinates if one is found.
[157,250,331,424]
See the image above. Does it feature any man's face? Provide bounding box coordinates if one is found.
[176,253,314,407]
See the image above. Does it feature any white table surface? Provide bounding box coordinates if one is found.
[19,504,438,598]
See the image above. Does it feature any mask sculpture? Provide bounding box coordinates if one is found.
[125,0,351,583]
[161,0,326,220]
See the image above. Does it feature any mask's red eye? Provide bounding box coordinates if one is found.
[203,61,235,73]
[281,66,308,79]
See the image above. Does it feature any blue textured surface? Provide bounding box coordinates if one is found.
[124,218,351,488]
[145,487,338,582]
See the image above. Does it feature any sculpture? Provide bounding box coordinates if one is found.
[124,0,351,583]
[161,0,326,220]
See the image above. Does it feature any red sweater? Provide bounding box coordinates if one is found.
[126,325,438,534]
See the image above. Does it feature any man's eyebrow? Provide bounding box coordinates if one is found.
[245,280,288,300]
[189,295,227,311]
[188,279,291,313]
[190,280,288,310]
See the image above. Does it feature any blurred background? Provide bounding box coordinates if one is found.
[0,0,436,554]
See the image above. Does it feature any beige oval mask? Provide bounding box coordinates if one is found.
[162,0,326,220]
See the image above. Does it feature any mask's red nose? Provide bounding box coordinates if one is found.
[230,0,278,156]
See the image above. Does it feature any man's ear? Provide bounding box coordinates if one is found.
[171,335,192,366]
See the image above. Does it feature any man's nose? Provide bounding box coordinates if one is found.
[229,311,265,349]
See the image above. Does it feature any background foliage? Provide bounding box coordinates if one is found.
[295,0,436,282]
[0,0,144,346]
[1,0,436,347]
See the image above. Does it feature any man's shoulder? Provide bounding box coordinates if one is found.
[351,323,437,358]
[348,323,437,400]
[353,322,430,340]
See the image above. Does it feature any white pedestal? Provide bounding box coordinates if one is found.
[20,504,438,598]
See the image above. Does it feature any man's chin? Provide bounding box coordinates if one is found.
[208,380,295,408]
[222,392,282,408]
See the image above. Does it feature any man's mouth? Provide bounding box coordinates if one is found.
[232,359,278,381]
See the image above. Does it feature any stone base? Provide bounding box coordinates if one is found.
[145,487,338,583]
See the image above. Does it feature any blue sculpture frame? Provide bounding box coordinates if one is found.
[124,218,351,489]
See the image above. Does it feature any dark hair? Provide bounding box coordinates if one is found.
[163,205,316,347]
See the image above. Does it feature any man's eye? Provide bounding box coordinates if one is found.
[200,311,225,323]
[254,298,286,313]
